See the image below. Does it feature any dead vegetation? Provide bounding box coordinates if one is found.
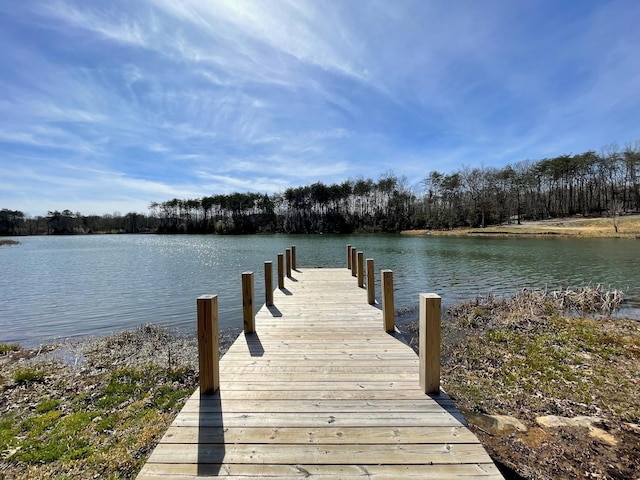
[448,285,625,325]
[400,287,640,480]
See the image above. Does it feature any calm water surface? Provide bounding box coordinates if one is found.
[1,234,638,347]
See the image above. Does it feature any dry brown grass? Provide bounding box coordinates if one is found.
[403,214,640,238]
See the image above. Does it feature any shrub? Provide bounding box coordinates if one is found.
[13,367,46,384]
[0,343,20,355]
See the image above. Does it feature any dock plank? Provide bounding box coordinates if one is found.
[159,425,480,444]
[138,463,503,479]
[137,267,502,479]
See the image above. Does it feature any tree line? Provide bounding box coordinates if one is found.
[0,209,150,236]
[144,142,640,233]
[2,142,638,236]
[422,143,639,230]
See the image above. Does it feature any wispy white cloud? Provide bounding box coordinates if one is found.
[0,125,102,154]
[195,172,290,194]
[147,143,170,154]
[152,0,368,80]
[39,1,150,48]
[21,102,107,123]
[0,158,205,215]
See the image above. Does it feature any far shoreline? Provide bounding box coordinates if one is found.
[5,214,640,239]
[402,214,640,239]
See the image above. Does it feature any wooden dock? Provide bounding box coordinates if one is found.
[137,266,503,479]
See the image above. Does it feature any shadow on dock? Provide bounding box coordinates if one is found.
[428,391,468,425]
[245,332,265,357]
[197,392,224,476]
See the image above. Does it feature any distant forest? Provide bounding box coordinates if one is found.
[2,143,639,236]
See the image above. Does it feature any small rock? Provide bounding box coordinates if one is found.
[536,415,601,429]
[536,415,618,446]
[589,427,618,446]
[489,414,529,432]
[467,412,528,434]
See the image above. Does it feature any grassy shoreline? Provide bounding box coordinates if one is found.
[402,214,640,238]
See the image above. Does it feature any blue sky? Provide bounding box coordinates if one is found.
[1,0,639,216]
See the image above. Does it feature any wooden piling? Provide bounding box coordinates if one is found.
[264,261,273,307]
[291,245,297,270]
[366,258,375,304]
[197,295,219,395]
[242,272,255,334]
[351,248,357,277]
[381,270,395,332]
[286,248,292,278]
[277,253,284,289]
[357,252,364,288]
[347,244,352,269]
[419,293,442,394]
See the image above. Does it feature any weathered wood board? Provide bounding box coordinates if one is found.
[137,268,503,479]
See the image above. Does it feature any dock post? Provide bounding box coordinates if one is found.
[381,270,395,332]
[357,252,364,288]
[242,272,255,334]
[366,258,375,304]
[277,253,285,289]
[197,295,219,395]
[419,293,441,394]
[347,245,352,269]
[351,248,357,277]
[291,245,297,270]
[264,261,273,307]
[286,248,292,278]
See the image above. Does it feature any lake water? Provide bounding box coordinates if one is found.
[1,234,638,347]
